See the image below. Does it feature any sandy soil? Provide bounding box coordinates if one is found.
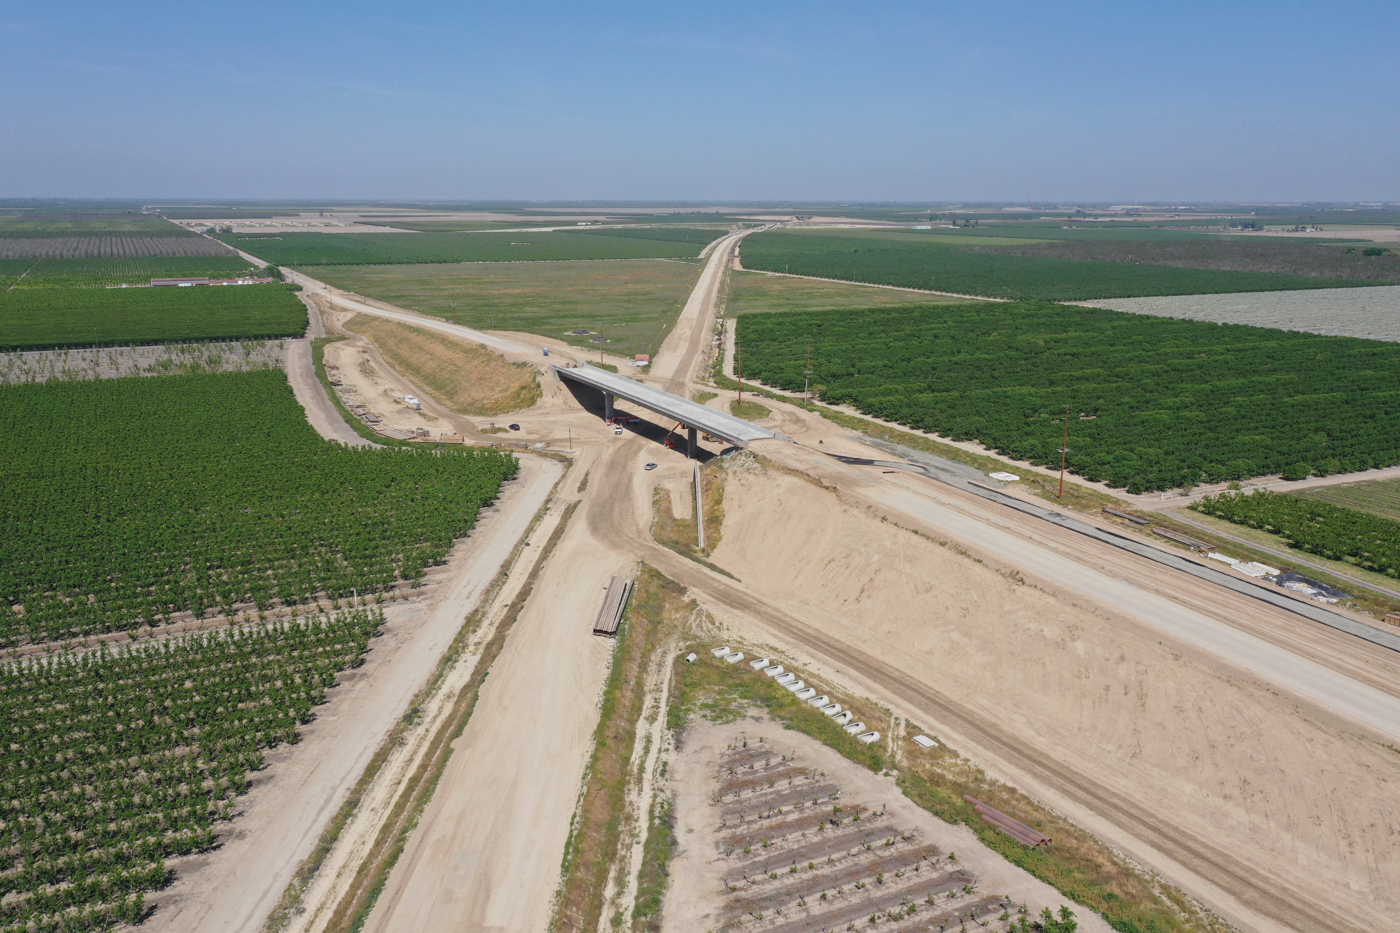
[698,461,1400,933]
[147,455,561,932]
[666,717,1113,933]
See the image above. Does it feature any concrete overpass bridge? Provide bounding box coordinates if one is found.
[551,363,787,457]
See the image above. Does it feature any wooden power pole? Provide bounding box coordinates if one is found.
[803,337,812,406]
[736,337,744,405]
[1059,403,1071,499]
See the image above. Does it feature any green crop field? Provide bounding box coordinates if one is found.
[965,235,1400,283]
[12,255,256,288]
[0,212,193,238]
[0,370,518,645]
[1193,490,1400,578]
[0,283,308,350]
[740,230,1373,300]
[1295,478,1400,523]
[220,226,722,266]
[736,302,1400,492]
[0,610,381,929]
[307,259,702,358]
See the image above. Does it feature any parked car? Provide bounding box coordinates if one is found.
[508,423,521,431]
[613,425,624,435]
[644,463,657,471]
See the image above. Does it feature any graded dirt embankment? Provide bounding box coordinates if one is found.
[706,463,1400,933]
[341,313,541,415]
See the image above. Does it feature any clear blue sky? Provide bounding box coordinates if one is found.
[2,1,1396,202]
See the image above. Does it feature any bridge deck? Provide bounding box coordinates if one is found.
[552,363,783,448]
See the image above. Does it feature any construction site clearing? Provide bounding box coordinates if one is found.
[157,226,1400,933]
[663,718,1112,933]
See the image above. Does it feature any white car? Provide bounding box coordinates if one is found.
[614,425,623,435]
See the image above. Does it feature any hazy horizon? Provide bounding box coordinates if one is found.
[3,1,1397,202]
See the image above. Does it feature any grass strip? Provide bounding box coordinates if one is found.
[668,649,1223,933]
[729,398,771,420]
[262,482,564,932]
[551,565,683,933]
[629,792,676,932]
[321,499,579,933]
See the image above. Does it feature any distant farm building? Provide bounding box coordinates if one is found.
[152,277,210,287]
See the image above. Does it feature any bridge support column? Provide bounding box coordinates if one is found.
[687,426,698,459]
[603,391,614,421]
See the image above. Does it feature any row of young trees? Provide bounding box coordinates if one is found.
[0,370,518,645]
[1192,490,1400,578]
[736,302,1400,492]
[0,610,383,930]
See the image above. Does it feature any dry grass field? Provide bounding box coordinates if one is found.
[341,313,540,415]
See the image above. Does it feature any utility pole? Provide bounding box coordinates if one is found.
[1059,403,1070,499]
[736,337,743,405]
[803,336,812,406]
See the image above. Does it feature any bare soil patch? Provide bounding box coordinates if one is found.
[666,717,1109,933]
[704,461,1400,932]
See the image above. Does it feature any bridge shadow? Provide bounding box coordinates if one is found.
[561,378,717,463]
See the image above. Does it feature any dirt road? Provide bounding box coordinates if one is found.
[650,230,749,393]
[283,338,374,446]
[269,219,1399,933]
[149,456,561,933]
[362,444,633,933]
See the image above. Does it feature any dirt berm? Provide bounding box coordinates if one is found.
[705,460,1400,933]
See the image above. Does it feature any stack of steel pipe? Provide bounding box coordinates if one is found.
[962,795,1051,848]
